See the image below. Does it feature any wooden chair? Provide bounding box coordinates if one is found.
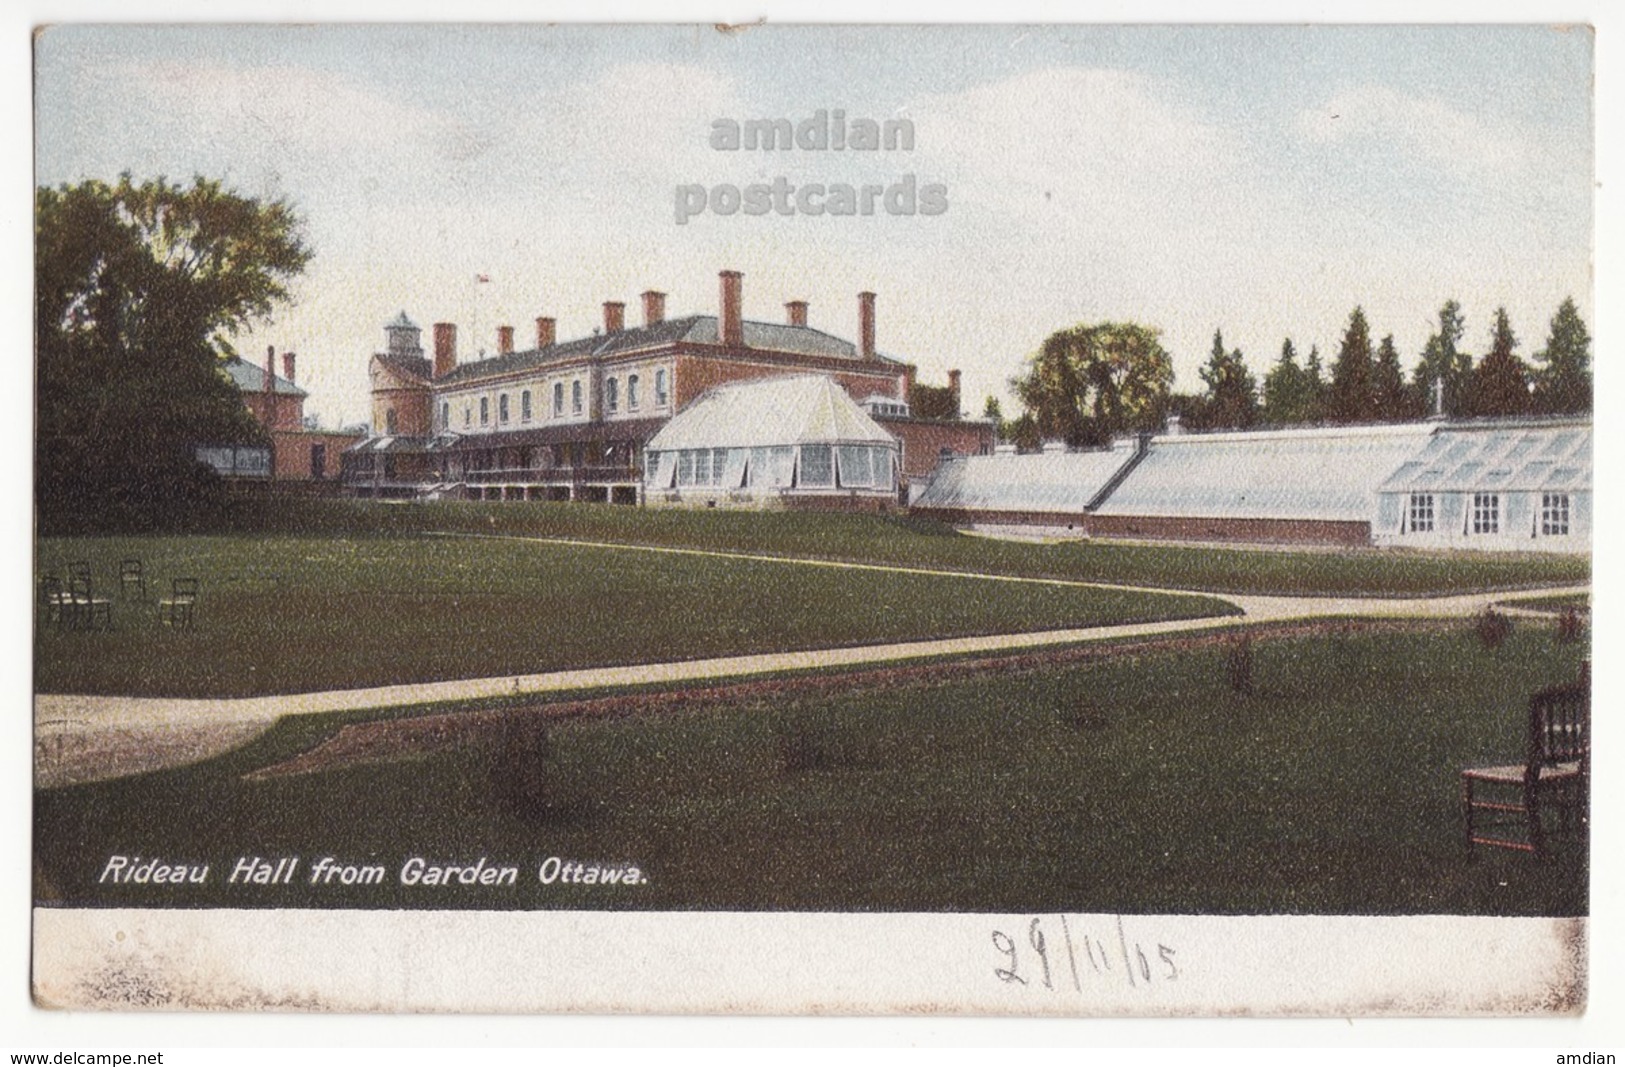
[66,577,113,631]
[1462,677,1590,858]
[159,578,200,629]
[38,575,72,631]
[67,560,92,583]
[119,559,146,600]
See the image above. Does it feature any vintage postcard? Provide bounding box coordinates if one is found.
[29,20,1596,1020]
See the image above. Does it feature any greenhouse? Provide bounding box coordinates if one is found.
[1085,423,1437,544]
[910,441,1141,534]
[643,375,901,508]
[1374,419,1591,553]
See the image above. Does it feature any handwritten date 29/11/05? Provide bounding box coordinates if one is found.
[991,915,1177,993]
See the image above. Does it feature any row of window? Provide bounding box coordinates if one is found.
[444,369,670,430]
[648,444,897,493]
[1406,492,1571,537]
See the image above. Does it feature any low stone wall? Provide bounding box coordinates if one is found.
[1087,513,1371,546]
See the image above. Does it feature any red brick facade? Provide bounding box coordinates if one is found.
[875,416,996,481]
[1085,514,1371,546]
[672,349,904,412]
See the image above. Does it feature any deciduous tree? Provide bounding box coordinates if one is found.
[36,173,311,530]
[1011,321,1174,447]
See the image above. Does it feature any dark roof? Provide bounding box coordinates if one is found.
[431,416,669,452]
[223,356,307,398]
[435,315,903,386]
[375,352,434,382]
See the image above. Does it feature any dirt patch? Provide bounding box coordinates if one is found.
[248,618,1445,780]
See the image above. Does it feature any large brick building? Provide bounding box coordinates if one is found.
[345,270,994,502]
[216,348,362,484]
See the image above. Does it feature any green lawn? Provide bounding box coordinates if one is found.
[219,498,1590,597]
[34,625,1586,915]
[35,534,1230,697]
[1499,592,1590,613]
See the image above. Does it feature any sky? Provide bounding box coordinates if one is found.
[33,22,1594,429]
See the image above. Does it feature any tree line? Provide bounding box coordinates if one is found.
[995,299,1591,448]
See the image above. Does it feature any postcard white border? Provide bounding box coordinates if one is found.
[11,0,1623,1052]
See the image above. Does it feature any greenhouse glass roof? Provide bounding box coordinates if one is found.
[1093,423,1437,521]
[646,374,896,451]
[1377,422,1591,494]
[912,445,1138,514]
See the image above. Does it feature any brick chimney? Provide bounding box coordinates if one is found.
[642,291,666,328]
[433,323,457,378]
[948,369,962,415]
[858,291,876,359]
[535,316,556,349]
[785,300,808,327]
[497,325,514,355]
[603,302,625,335]
[720,270,743,348]
[281,351,296,383]
[262,345,276,427]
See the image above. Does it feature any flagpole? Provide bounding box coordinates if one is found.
[473,273,490,359]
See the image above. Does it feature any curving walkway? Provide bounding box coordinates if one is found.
[33,532,1589,788]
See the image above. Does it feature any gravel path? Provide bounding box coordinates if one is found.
[32,533,1589,789]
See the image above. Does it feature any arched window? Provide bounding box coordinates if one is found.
[607,377,620,413]
[385,407,397,435]
[521,390,532,421]
[499,394,510,423]
[572,380,583,414]
[655,368,668,407]
[628,374,640,409]
[553,382,564,416]
[480,397,490,425]
[440,402,449,428]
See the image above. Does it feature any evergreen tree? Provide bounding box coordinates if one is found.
[1327,306,1375,423]
[1262,338,1312,425]
[1531,297,1592,414]
[1193,329,1260,430]
[1412,300,1473,417]
[1371,333,1414,421]
[1468,307,1531,417]
[1302,344,1328,423]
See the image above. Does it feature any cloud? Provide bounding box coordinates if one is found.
[912,67,1244,229]
[126,60,461,158]
[1296,85,1530,172]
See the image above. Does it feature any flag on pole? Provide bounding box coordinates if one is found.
[475,273,491,283]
